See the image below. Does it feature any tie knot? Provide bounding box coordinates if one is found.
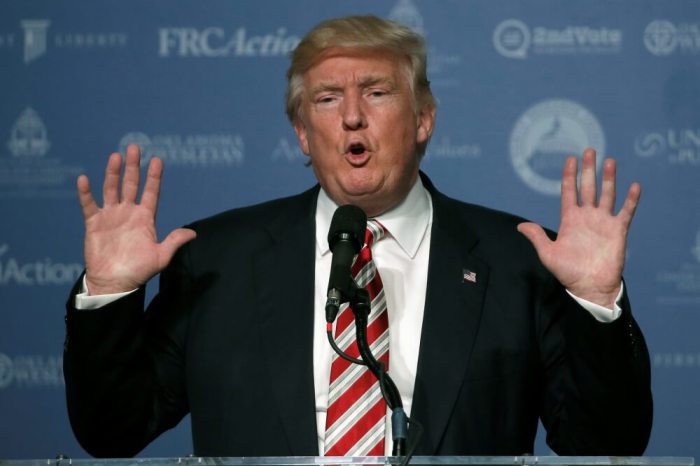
[365,220,386,248]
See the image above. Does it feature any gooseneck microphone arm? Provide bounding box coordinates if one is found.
[350,288,409,457]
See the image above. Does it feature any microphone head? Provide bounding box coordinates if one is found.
[328,204,367,253]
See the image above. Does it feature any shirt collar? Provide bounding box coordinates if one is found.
[316,176,432,259]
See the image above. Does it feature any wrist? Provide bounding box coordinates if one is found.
[569,285,622,310]
[85,275,139,296]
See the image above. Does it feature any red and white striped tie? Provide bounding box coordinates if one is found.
[324,220,389,456]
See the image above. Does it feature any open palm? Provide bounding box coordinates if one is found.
[517,148,641,309]
[77,144,196,295]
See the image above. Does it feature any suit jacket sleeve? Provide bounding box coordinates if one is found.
[537,278,652,454]
[63,189,321,458]
[64,242,194,458]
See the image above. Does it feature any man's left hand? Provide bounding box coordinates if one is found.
[517,148,641,310]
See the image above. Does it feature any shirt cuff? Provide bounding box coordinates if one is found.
[566,282,624,323]
[74,275,138,310]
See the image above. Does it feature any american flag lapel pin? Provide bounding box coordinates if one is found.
[462,268,477,284]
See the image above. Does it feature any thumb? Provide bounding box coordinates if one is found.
[517,222,551,255]
[158,228,197,269]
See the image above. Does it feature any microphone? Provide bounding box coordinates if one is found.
[325,204,366,323]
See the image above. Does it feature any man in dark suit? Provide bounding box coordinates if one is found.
[64,15,652,458]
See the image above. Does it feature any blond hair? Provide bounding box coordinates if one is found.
[285,15,435,123]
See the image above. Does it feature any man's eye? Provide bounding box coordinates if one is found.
[317,95,337,104]
[369,90,386,97]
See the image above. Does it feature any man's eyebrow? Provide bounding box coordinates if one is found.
[309,81,343,96]
[309,75,399,96]
[357,75,397,89]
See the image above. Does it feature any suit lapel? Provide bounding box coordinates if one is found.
[410,185,490,454]
[253,188,320,455]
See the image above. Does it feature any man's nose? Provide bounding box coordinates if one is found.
[341,94,367,130]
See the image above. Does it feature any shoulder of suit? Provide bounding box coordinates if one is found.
[431,188,528,231]
[184,185,319,235]
[421,171,539,236]
[429,188,557,262]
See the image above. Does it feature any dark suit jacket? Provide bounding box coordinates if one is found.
[64,175,652,458]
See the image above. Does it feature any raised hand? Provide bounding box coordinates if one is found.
[517,148,641,309]
[77,144,197,295]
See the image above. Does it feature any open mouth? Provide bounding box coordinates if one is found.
[347,143,367,155]
[345,142,370,166]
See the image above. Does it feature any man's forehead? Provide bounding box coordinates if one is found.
[302,47,408,85]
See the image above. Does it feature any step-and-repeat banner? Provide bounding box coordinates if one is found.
[1,0,698,459]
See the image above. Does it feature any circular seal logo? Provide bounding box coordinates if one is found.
[634,133,666,158]
[0,353,13,389]
[644,20,678,56]
[389,0,425,36]
[493,19,530,59]
[510,99,605,195]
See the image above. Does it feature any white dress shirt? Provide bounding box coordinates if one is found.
[313,177,433,455]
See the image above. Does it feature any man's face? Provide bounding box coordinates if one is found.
[293,48,435,216]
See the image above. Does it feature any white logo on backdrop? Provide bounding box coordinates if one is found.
[158,27,299,57]
[271,138,306,162]
[644,20,678,56]
[389,0,425,36]
[634,133,666,158]
[644,20,700,56]
[510,99,605,195]
[0,244,82,286]
[634,129,700,165]
[7,108,50,157]
[493,19,530,59]
[21,20,50,64]
[655,231,700,306]
[653,353,700,368]
[0,20,127,64]
[1,108,83,198]
[388,0,462,87]
[493,19,622,59]
[119,132,244,167]
[424,137,481,161]
[13,19,128,63]
[0,353,64,390]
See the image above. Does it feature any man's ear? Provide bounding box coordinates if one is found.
[416,105,436,144]
[293,119,311,155]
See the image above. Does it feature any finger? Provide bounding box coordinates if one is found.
[76,175,99,220]
[103,152,122,206]
[560,156,578,217]
[141,157,163,214]
[121,144,142,204]
[517,222,552,260]
[617,182,642,227]
[157,228,197,270]
[599,158,617,213]
[579,148,597,207]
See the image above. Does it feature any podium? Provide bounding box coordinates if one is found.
[0,457,694,466]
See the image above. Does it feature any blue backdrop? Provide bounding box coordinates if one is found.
[1,0,699,459]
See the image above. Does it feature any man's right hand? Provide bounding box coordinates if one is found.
[77,144,197,295]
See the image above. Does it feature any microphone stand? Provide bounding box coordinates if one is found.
[349,288,409,457]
